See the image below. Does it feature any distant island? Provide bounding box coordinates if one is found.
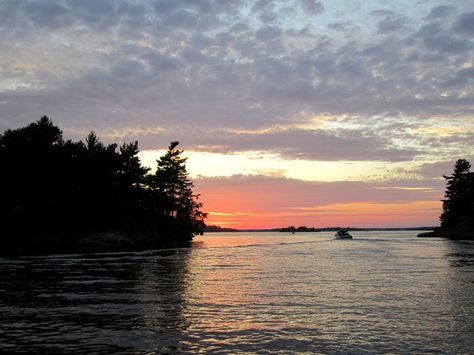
[204,225,240,232]
[0,117,207,256]
[278,226,435,233]
[418,159,474,240]
[204,225,435,233]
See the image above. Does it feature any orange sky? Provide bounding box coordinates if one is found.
[2,1,473,230]
[194,175,444,229]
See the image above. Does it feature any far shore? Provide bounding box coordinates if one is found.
[205,226,436,233]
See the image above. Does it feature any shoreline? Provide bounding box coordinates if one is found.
[0,230,194,257]
[206,227,437,233]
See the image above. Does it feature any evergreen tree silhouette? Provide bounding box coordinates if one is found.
[440,159,474,227]
[149,142,207,240]
[0,118,207,255]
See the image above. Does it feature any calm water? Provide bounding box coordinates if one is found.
[1,231,473,353]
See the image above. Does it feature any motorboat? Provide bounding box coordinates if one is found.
[335,230,352,239]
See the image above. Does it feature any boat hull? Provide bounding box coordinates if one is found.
[335,231,352,239]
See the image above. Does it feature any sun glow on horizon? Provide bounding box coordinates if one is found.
[204,200,441,229]
[139,149,415,182]
[138,148,446,229]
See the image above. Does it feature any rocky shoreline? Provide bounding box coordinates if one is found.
[418,218,474,240]
[2,230,193,257]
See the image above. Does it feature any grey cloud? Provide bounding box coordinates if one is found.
[152,0,177,14]
[371,9,410,35]
[67,0,119,29]
[327,22,359,36]
[417,158,474,179]
[371,9,396,17]
[1,0,474,162]
[23,0,70,29]
[438,132,474,146]
[418,23,471,54]
[440,67,474,89]
[0,0,243,39]
[153,0,230,15]
[132,127,419,162]
[109,58,148,79]
[255,26,282,42]
[327,22,346,32]
[414,9,474,55]
[300,0,324,15]
[425,5,453,19]
[376,15,409,34]
[452,12,474,35]
[229,22,249,32]
[251,0,278,24]
[162,9,197,28]
[190,34,213,49]
[0,0,144,37]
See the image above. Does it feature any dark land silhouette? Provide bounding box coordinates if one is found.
[278,226,435,233]
[204,225,435,233]
[419,159,474,239]
[0,117,206,255]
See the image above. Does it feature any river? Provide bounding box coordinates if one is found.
[1,231,473,353]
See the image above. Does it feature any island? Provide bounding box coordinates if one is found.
[418,159,474,240]
[0,117,207,255]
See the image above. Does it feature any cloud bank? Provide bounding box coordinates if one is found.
[0,0,473,164]
[1,1,473,228]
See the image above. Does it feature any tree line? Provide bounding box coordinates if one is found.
[0,117,206,254]
[440,159,474,233]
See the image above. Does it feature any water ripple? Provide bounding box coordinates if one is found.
[1,231,473,353]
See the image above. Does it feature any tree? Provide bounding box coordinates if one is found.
[115,141,151,233]
[440,159,474,227]
[0,116,65,240]
[118,141,150,191]
[0,118,207,254]
[150,142,207,240]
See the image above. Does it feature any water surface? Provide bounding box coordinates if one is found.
[1,231,473,353]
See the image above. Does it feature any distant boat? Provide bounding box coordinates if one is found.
[335,230,352,239]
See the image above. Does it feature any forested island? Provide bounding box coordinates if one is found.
[0,117,207,255]
[279,226,434,233]
[418,159,474,239]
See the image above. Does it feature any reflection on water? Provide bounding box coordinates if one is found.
[1,231,473,353]
[0,249,194,353]
[445,240,474,268]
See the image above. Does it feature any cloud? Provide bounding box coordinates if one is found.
[300,0,324,15]
[0,0,474,166]
[327,21,359,35]
[183,128,419,162]
[194,174,444,228]
[417,160,455,179]
[452,12,474,35]
[196,174,443,206]
[425,5,453,20]
[3,1,473,230]
[417,23,471,54]
[372,10,409,34]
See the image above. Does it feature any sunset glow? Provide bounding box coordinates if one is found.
[202,200,441,229]
[2,0,474,228]
[193,174,444,229]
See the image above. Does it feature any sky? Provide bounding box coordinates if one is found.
[1,0,474,229]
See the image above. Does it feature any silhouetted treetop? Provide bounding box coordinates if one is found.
[440,159,474,228]
[0,117,206,255]
[149,141,207,239]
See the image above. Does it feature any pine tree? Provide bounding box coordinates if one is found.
[0,118,208,254]
[150,142,207,240]
[440,159,474,227]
